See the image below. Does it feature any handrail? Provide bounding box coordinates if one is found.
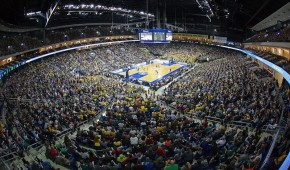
[261,125,279,133]
[0,97,45,103]
[26,141,43,151]
[204,116,222,123]
[2,159,12,170]
[261,124,286,133]
[259,128,281,170]
[229,120,253,128]
[0,151,18,160]
[259,98,286,170]
[0,101,4,122]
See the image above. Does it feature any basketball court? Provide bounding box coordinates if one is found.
[112,60,188,84]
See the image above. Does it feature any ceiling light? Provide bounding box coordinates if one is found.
[62,4,155,18]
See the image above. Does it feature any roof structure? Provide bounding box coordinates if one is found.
[0,0,289,41]
[251,2,290,31]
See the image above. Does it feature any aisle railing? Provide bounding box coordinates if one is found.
[259,104,286,170]
[204,116,222,123]
[259,86,287,170]
[259,128,282,170]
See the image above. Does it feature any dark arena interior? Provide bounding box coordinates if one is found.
[0,0,290,170]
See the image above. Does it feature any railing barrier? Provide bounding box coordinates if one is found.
[229,121,253,128]
[259,105,286,169]
[204,116,222,123]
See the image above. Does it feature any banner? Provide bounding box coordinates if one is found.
[213,36,227,44]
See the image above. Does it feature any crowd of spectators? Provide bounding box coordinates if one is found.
[0,26,135,56]
[0,122,24,156]
[148,68,189,91]
[267,82,290,169]
[0,45,143,160]
[0,42,289,170]
[161,49,284,131]
[139,43,222,65]
[246,49,290,74]
[0,33,43,56]
[44,90,274,170]
[90,43,200,90]
[267,124,290,169]
[252,68,273,79]
[109,43,217,90]
[16,156,60,170]
[245,26,290,42]
[0,43,161,158]
[45,26,134,45]
[94,43,154,71]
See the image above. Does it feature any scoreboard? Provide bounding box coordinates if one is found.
[138,29,172,43]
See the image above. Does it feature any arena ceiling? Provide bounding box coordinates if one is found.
[0,0,289,33]
[252,2,290,31]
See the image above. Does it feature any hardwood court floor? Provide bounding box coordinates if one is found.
[120,62,185,83]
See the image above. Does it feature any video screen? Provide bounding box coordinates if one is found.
[166,33,172,41]
[153,32,166,41]
[140,32,152,40]
[138,29,172,43]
